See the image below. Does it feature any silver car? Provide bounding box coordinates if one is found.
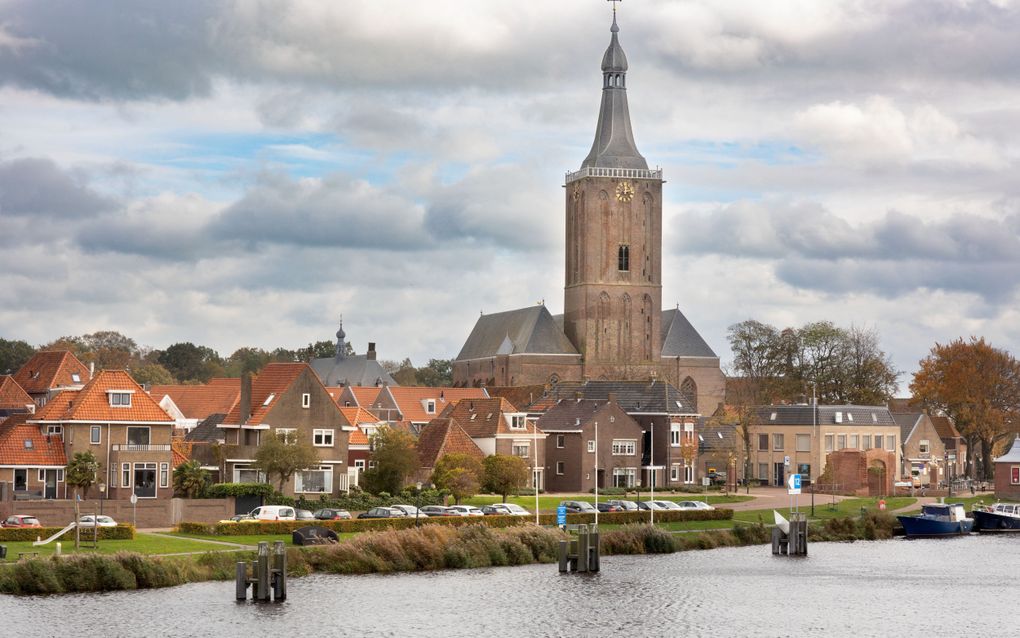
[446,505,484,516]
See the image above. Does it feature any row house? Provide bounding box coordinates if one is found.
[696,420,745,486]
[355,386,490,434]
[28,370,176,500]
[13,350,91,408]
[339,406,386,483]
[537,397,644,492]
[750,405,901,487]
[0,375,34,418]
[218,363,354,497]
[149,378,240,434]
[438,397,548,490]
[0,413,67,499]
[334,385,385,412]
[416,417,485,482]
[891,410,947,486]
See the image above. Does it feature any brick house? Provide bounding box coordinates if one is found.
[332,385,384,412]
[218,363,354,496]
[370,386,490,434]
[27,370,176,501]
[537,397,644,492]
[0,375,34,418]
[891,411,947,486]
[0,413,67,498]
[438,397,547,490]
[149,378,240,434]
[931,415,967,481]
[696,420,746,488]
[416,417,485,481]
[12,350,90,408]
[339,406,385,484]
[994,436,1020,499]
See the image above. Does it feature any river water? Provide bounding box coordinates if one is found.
[4,535,1018,637]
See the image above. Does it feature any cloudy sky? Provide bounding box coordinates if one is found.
[1,0,1018,388]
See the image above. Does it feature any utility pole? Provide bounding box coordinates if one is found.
[811,382,817,518]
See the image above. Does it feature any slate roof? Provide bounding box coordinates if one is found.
[0,420,67,466]
[536,399,604,431]
[309,354,396,387]
[416,418,484,469]
[13,350,90,395]
[149,378,240,420]
[697,420,739,451]
[222,363,310,426]
[660,309,717,358]
[753,405,897,427]
[29,371,174,423]
[384,387,490,424]
[995,437,1020,464]
[0,375,33,411]
[456,305,579,360]
[438,397,538,438]
[891,412,922,443]
[536,380,690,414]
[185,413,227,443]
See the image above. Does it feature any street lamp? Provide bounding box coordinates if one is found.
[594,420,599,527]
[98,482,106,516]
[415,481,423,528]
[810,382,817,517]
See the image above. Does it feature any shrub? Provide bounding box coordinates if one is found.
[205,482,275,498]
[0,524,134,542]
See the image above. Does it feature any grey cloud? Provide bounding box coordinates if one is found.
[0,157,118,218]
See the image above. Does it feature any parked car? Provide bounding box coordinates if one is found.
[637,501,665,511]
[313,508,352,520]
[248,505,296,521]
[2,515,41,528]
[676,500,715,511]
[78,515,117,527]
[560,500,597,514]
[391,505,425,518]
[482,503,531,516]
[420,505,457,517]
[608,499,639,511]
[705,472,727,486]
[295,509,316,521]
[358,507,406,519]
[218,514,255,523]
[596,502,624,513]
[446,505,484,517]
[651,500,684,511]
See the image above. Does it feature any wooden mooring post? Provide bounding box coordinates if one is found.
[771,512,808,556]
[558,524,600,573]
[236,541,287,602]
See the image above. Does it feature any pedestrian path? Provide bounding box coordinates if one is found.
[146,531,257,550]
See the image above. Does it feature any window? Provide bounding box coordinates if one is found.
[1011,467,1019,485]
[587,440,596,453]
[296,466,333,493]
[368,461,376,470]
[758,463,768,481]
[262,393,275,406]
[90,426,101,444]
[233,465,265,484]
[846,413,854,422]
[110,466,116,488]
[617,244,630,271]
[849,435,859,449]
[684,463,694,484]
[685,422,695,442]
[670,464,680,482]
[510,415,526,429]
[301,393,311,409]
[426,400,436,414]
[109,391,132,407]
[837,434,846,449]
[862,435,872,450]
[556,461,565,475]
[758,434,769,451]
[354,460,365,470]
[919,439,930,454]
[133,462,157,498]
[13,469,26,491]
[127,427,150,446]
[512,441,530,458]
[824,434,833,453]
[38,469,45,482]
[313,429,334,447]
[23,439,32,449]
[122,463,131,488]
[275,428,296,441]
[556,434,565,449]
[874,435,883,450]
[671,423,681,447]
[613,468,637,488]
[71,373,81,383]
[159,463,169,489]
[773,434,784,451]
[46,425,62,437]
[611,440,636,455]
[796,434,810,452]
[887,436,896,451]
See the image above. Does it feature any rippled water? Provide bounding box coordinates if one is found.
[4,536,1019,637]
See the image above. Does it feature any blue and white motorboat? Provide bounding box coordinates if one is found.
[972,502,1020,533]
[897,503,973,537]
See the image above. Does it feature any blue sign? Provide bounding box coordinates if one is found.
[793,474,802,490]
[557,505,567,526]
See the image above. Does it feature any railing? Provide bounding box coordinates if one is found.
[564,166,663,184]
[112,444,171,452]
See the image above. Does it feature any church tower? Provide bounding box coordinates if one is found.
[563,12,663,378]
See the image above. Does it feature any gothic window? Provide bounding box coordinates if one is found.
[622,293,632,359]
[617,245,630,271]
[598,292,611,358]
[642,294,654,359]
[679,377,698,413]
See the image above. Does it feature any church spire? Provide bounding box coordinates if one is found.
[335,316,347,360]
[581,8,648,170]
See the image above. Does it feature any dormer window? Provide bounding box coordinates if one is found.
[24,439,33,449]
[846,413,854,422]
[770,412,777,421]
[108,391,133,407]
[426,400,436,414]
[510,415,526,429]
[46,425,62,437]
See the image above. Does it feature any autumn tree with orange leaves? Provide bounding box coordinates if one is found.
[910,338,1020,480]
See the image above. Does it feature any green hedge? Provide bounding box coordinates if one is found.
[205,482,275,498]
[177,508,732,536]
[0,525,135,542]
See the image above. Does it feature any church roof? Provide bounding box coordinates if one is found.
[661,308,717,358]
[309,355,396,387]
[456,305,579,361]
[581,14,647,170]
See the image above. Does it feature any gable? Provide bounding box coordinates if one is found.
[13,351,90,395]
[456,305,579,360]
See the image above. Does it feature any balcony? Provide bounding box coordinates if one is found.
[565,166,663,184]
[112,444,171,452]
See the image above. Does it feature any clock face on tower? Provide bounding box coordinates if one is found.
[615,180,634,202]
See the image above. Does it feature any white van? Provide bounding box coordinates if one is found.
[248,505,296,521]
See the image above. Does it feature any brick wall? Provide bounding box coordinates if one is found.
[824,449,896,496]
[0,489,234,528]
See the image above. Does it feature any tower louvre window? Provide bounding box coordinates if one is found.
[618,245,630,271]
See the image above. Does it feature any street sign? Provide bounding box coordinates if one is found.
[130,493,138,505]
[557,504,566,527]
[784,455,790,467]
[787,473,802,495]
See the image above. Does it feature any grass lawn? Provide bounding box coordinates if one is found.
[0,532,238,560]
[599,518,738,532]
[733,496,917,524]
[462,493,753,512]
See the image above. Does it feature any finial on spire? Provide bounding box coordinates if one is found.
[608,0,621,31]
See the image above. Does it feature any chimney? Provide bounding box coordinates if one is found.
[240,373,252,425]
[88,362,95,378]
[367,342,377,361]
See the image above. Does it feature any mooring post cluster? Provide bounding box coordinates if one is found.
[558,524,601,573]
[236,541,287,602]
[772,512,808,556]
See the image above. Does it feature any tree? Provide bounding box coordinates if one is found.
[254,431,322,492]
[417,359,454,386]
[298,340,348,362]
[65,451,100,499]
[483,454,530,503]
[363,428,420,494]
[431,453,483,504]
[173,460,210,498]
[224,347,271,377]
[80,330,140,370]
[910,337,1020,480]
[391,358,418,386]
[158,342,223,383]
[0,338,35,374]
[131,363,174,386]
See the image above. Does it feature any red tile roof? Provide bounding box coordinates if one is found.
[930,415,962,440]
[385,387,490,424]
[150,379,240,419]
[0,421,67,466]
[0,376,33,410]
[339,407,382,446]
[221,363,341,427]
[416,417,484,469]
[30,370,173,423]
[438,397,537,438]
[349,386,384,409]
[12,350,90,394]
[171,439,192,467]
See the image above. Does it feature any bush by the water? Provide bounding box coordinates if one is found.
[811,511,897,542]
[0,551,197,595]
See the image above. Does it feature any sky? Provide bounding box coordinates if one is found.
[1,0,1018,390]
